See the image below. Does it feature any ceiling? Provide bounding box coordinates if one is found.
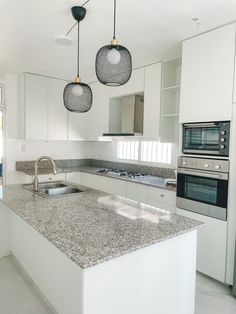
[1,0,236,82]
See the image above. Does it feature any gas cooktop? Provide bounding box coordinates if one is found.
[96,168,147,178]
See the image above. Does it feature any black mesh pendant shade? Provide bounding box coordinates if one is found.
[96,44,132,86]
[63,82,92,113]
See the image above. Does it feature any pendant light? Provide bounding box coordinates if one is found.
[95,0,132,86]
[64,6,92,113]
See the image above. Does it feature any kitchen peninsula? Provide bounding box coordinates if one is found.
[0,183,201,314]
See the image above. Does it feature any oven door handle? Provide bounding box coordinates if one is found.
[178,168,228,180]
[183,122,218,128]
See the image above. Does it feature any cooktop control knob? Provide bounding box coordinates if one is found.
[220,144,225,149]
[215,165,220,170]
[221,138,226,142]
[221,130,226,135]
[182,161,187,166]
[204,163,209,168]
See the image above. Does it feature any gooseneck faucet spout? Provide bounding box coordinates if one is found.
[33,156,57,192]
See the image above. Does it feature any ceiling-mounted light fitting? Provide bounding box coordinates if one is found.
[64,6,92,113]
[95,0,132,86]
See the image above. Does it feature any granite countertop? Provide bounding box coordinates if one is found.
[0,184,201,269]
[17,166,176,191]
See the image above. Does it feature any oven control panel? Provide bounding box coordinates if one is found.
[178,156,229,173]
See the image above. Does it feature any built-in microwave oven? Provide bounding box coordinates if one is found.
[182,121,230,157]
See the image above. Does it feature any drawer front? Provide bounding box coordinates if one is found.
[148,186,176,205]
[147,199,176,213]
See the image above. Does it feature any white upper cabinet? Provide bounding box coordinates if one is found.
[180,24,236,123]
[19,73,69,140]
[19,73,48,140]
[67,111,88,141]
[48,78,68,140]
[108,68,145,99]
[143,62,162,138]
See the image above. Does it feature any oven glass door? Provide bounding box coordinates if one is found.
[183,126,220,152]
[177,172,228,209]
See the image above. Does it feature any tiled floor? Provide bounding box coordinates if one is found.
[195,272,236,314]
[0,256,54,314]
[0,255,236,314]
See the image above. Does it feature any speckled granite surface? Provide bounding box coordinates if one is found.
[0,184,201,269]
[16,159,176,191]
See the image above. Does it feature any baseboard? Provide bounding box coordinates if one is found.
[10,253,58,314]
[0,251,11,259]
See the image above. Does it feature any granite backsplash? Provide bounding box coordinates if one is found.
[16,159,176,179]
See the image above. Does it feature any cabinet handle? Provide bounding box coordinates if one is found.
[160,194,164,197]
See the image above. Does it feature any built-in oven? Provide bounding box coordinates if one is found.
[177,156,229,221]
[182,121,230,156]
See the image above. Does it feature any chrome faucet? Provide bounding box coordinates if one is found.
[33,156,57,192]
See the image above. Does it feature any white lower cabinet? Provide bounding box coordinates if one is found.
[67,172,176,211]
[176,208,227,283]
[126,182,148,203]
[37,173,66,182]
[79,173,126,197]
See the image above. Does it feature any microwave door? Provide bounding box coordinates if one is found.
[183,126,220,153]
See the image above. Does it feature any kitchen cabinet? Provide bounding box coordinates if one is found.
[18,73,69,141]
[18,73,48,140]
[37,173,66,182]
[68,111,88,141]
[68,172,176,211]
[126,182,148,203]
[109,68,145,99]
[176,208,227,283]
[79,172,126,197]
[180,23,236,123]
[147,186,176,212]
[48,78,68,140]
[143,62,162,138]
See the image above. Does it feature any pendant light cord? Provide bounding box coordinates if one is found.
[77,22,80,77]
[113,0,117,39]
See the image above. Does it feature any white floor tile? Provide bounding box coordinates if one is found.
[195,272,236,314]
[0,256,54,314]
[1,256,236,314]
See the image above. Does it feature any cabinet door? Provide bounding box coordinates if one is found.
[48,78,68,140]
[108,68,145,98]
[176,208,227,283]
[148,186,176,205]
[68,112,88,140]
[80,173,126,197]
[126,182,148,203]
[25,74,48,139]
[66,172,81,185]
[180,24,236,123]
[143,62,162,138]
[87,82,100,141]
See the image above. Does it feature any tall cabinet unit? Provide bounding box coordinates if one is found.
[180,23,236,123]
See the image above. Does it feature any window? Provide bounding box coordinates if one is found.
[116,140,172,164]
[117,141,139,161]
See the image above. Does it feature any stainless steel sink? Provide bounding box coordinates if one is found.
[22,181,85,197]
